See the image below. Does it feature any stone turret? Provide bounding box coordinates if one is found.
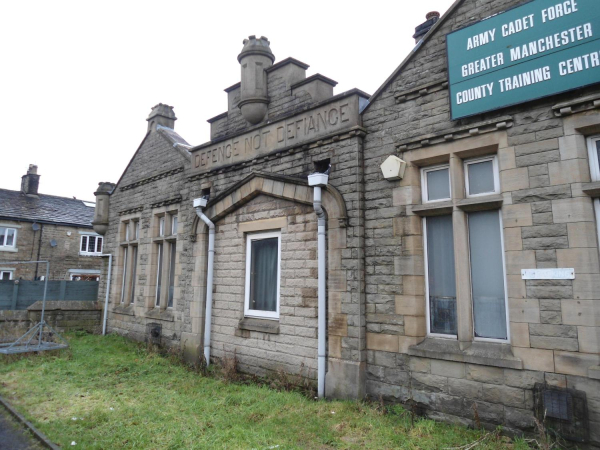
[147,103,177,132]
[92,182,115,236]
[238,36,275,125]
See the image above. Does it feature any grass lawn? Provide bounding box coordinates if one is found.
[0,333,532,449]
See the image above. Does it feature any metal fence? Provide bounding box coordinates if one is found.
[0,280,99,310]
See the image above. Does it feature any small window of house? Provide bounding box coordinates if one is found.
[156,243,163,307]
[422,165,451,203]
[587,136,600,257]
[80,235,103,256]
[245,231,281,319]
[159,217,165,237]
[0,227,17,248]
[465,156,499,197]
[171,215,178,236]
[125,222,130,241]
[134,220,140,240]
[0,270,13,281]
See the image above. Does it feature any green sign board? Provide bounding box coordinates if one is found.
[447,0,600,120]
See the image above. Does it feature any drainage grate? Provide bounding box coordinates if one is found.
[534,383,589,443]
[146,322,162,346]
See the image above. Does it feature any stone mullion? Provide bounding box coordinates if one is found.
[450,155,473,348]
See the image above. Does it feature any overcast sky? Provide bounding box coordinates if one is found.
[0,0,453,201]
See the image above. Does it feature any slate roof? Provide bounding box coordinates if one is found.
[0,189,95,228]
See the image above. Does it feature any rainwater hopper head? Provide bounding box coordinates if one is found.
[238,36,275,125]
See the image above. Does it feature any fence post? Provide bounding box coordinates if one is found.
[59,280,67,301]
[11,282,19,310]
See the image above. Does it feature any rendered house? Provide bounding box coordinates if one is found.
[0,165,103,281]
[95,0,600,444]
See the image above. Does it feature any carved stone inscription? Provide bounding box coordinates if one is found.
[191,95,361,173]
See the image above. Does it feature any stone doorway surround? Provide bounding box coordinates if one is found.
[186,171,366,399]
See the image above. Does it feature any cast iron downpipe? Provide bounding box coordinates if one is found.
[101,253,113,336]
[309,172,329,399]
[194,198,215,366]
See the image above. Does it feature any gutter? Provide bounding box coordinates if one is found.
[193,197,215,366]
[308,170,330,399]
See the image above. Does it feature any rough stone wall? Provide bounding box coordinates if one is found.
[101,129,192,348]
[0,219,102,280]
[361,0,600,442]
[210,195,319,378]
[210,67,318,141]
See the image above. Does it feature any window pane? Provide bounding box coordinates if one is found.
[159,217,165,236]
[125,223,130,241]
[120,248,128,303]
[426,168,450,201]
[135,221,140,239]
[172,216,178,236]
[596,140,600,173]
[0,227,5,246]
[1,271,11,281]
[468,210,507,340]
[168,243,176,307]
[468,160,495,195]
[81,236,87,252]
[426,215,457,335]
[156,243,163,306]
[97,237,103,253]
[88,236,96,253]
[250,237,278,312]
[5,229,15,246]
[130,246,138,304]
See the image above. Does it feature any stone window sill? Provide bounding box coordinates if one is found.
[238,317,279,334]
[408,337,522,370]
[144,308,175,322]
[456,195,503,212]
[0,247,18,253]
[411,201,453,217]
[112,304,135,316]
[581,181,600,197]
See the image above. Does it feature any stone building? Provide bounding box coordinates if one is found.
[95,0,600,443]
[0,165,103,281]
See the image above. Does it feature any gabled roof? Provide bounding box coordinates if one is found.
[0,189,95,227]
[362,0,464,113]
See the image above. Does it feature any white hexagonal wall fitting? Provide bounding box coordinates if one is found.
[380,155,407,181]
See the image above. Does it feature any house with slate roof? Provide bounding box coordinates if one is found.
[0,165,103,281]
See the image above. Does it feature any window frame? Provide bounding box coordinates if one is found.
[0,270,13,281]
[464,155,500,198]
[423,216,458,340]
[467,209,511,344]
[0,227,17,249]
[244,230,281,320]
[79,234,103,256]
[421,164,452,204]
[587,135,600,181]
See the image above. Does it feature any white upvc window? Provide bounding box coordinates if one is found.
[0,270,13,281]
[80,234,103,255]
[244,231,281,319]
[421,164,451,203]
[464,156,500,197]
[0,227,17,248]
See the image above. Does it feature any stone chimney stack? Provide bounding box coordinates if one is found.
[92,182,116,235]
[147,103,177,132]
[21,164,40,196]
[238,35,275,125]
[413,11,440,44]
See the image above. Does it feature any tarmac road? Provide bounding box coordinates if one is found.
[0,408,43,450]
